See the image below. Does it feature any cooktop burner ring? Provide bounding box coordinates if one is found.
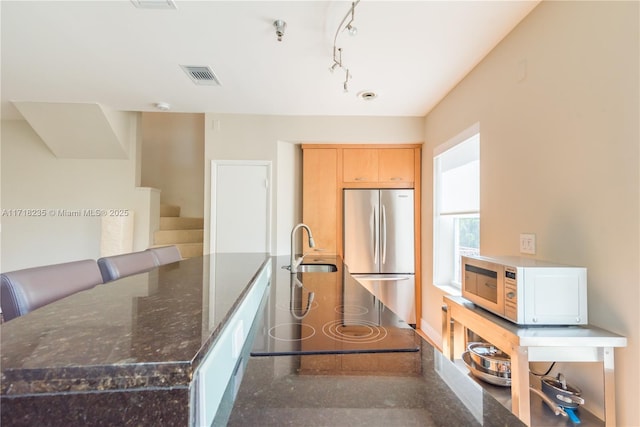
[268,323,316,342]
[322,319,388,344]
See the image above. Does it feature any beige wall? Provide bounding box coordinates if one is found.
[421,1,638,424]
[2,1,636,422]
[204,114,424,255]
[1,115,155,271]
[141,112,204,218]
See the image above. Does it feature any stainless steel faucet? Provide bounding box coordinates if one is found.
[289,223,315,273]
[289,275,315,319]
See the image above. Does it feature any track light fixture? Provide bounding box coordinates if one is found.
[329,0,361,93]
[273,19,286,42]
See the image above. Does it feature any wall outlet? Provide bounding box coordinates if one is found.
[520,233,536,254]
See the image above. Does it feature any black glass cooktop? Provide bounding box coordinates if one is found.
[250,257,419,356]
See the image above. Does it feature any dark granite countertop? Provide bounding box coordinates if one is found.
[1,253,527,426]
[1,253,271,396]
[225,256,526,427]
[228,338,525,427]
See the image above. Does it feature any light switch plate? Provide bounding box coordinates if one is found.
[520,233,536,254]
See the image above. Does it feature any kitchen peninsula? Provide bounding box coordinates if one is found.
[1,254,525,426]
[0,253,271,426]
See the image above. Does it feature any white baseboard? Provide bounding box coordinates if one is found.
[420,318,442,349]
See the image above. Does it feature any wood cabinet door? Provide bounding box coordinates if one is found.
[378,148,414,183]
[342,148,378,183]
[302,148,337,254]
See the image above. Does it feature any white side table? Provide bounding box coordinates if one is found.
[443,295,627,426]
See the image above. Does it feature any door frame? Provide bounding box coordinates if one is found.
[210,160,272,254]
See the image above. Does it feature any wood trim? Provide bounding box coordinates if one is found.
[340,182,413,189]
[336,149,344,259]
[302,143,422,150]
[413,147,422,326]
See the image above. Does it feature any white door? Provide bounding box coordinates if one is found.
[211,161,271,253]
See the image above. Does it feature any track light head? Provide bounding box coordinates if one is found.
[273,19,286,42]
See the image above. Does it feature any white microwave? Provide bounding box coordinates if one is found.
[461,255,588,325]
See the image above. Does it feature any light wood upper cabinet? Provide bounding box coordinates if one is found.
[343,148,415,185]
[302,148,337,254]
[378,149,414,183]
[342,148,378,183]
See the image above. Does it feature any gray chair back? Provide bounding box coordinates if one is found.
[97,251,157,283]
[148,245,182,266]
[0,259,103,321]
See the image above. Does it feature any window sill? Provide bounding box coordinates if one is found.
[433,283,461,297]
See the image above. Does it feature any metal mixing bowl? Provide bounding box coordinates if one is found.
[467,342,511,375]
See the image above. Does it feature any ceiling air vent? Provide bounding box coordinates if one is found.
[180,65,222,86]
[130,0,176,9]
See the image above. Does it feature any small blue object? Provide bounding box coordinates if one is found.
[564,407,581,424]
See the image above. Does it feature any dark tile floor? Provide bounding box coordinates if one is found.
[227,345,482,427]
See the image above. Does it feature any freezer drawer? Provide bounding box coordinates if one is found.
[352,274,415,325]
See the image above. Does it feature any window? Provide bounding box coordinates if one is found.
[434,131,480,292]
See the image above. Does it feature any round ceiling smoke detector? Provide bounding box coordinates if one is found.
[155,102,171,111]
[357,91,377,101]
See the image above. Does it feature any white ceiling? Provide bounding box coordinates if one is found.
[1,0,540,120]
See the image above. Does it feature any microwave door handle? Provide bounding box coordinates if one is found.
[483,281,497,289]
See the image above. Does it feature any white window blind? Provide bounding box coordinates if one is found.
[434,130,480,291]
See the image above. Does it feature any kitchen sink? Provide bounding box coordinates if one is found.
[297,263,338,273]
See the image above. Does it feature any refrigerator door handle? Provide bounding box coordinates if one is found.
[373,205,379,265]
[381,204,387,265]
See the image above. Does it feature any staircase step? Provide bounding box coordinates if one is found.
[160,204,181,217]
[176,243,203,258]
[154,229,203,244]
[160,217,204,230]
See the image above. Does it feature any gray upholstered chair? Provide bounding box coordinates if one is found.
[0,259,103,322]
[148,245,182,266]
[97,250,157,283]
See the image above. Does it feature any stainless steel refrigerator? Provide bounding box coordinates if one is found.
[343,189,416,324]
